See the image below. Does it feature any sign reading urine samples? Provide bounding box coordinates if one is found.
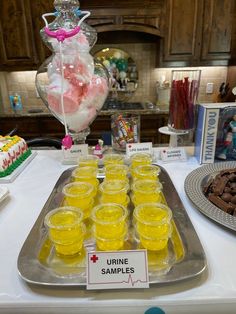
[87,250,149,290]
[9,94,23,112]
[126,142,153,158]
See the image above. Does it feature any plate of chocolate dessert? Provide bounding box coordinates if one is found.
[184,161,236,232]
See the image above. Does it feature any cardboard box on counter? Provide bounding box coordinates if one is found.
[194,103,236,164]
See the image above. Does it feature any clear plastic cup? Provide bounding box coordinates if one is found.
[100,194,130,208]
[135,226,171,251]
[99,179,129,204]
[94,225,127,251]
[77,155,99,168]
[131,180,165,205]
[129,152,152,168]
[71,166,99,192]
[62,182,95,218]
[91,203,128,239]
[131,164,160,181]
[44,206,85,256]
[104,164,129,181]
[103,154,124,167]
[133,203,172,250]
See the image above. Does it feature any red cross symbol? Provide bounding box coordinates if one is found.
[90,254,99,263]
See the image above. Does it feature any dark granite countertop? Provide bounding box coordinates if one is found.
[0,108,168,118]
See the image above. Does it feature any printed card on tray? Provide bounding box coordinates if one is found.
[86,250,149,290]
[126,142,153,158]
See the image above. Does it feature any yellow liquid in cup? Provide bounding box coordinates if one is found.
[133,203,172,250]
[92,203,127,238]
[72,167,99,193]
[132,180,163,205]
[78,155,99,168]
[62,182,94,218]
[105,164,128,181]
[130,153,152,168]
[99,180,129,204]
[139,234,169,251]
[100,194,130,208]
[131,165,160,181]
[44,207,85,256]
[96,234,126,251]
[103,154,124,166]
[54,238,84,256]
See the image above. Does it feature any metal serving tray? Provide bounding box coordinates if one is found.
[17,166,206,286]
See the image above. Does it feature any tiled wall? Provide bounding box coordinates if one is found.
[0,43,229,114]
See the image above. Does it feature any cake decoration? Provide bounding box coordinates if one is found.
[0,135,31,177]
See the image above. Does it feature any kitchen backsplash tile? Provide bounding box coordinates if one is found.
[0,43,230,114]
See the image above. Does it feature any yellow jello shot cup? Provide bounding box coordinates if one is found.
[44,206,85,256]
[94,225,128,251]
[62,182,95,219]
[71,166,99,193]
[136,229,170,251]
[129,152,152,168]
[99,179,129,204]
[131,164,160,181]
[133,203,172,251]
[91,203,128,239]
[100,194,130,209]
[131,180,164,205]
[104,164,129,181]
[103,154,124,166]
[77,155,99,168]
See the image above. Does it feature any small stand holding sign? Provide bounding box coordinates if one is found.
[126,142,153,158]
[62,144,89,164]
[87,250,149,290]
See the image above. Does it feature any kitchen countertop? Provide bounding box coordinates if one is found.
[0,108,169,118]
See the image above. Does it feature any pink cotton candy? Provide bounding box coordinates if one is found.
[48,86,80,114]
[63,54,94,87]
[80,75,108,110]
[77,32,90,46]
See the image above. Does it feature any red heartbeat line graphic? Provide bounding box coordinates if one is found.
[121,274,148,287]
[88,274,148,286]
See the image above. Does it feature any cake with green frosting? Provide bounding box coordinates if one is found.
[0,135,31,177]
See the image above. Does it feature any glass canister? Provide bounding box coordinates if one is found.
[168,70,201,132]
[111,113,140,151]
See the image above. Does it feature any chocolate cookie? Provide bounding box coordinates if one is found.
[204,168,236,216]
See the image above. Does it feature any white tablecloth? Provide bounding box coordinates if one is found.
[0,150,235,314]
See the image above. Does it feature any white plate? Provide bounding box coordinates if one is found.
[0,152,37,183]
[184,161,236,232]
[0,186,9,203]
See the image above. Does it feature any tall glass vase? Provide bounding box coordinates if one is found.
[35,0,109,149]
[168,70,201,132]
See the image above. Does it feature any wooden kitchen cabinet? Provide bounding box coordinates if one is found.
[80,0,165,38]
[0,0,54,71]
[201,0,233,63]
[0,0,38,70]
[161,0,234,67]
[161,0,203,66]
[0,113,169,146]
[30,0,54,63]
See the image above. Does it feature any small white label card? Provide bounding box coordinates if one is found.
[62,144,88,164]
[126,142,153,158]
[160,147,187,162]
[87,250,149,290]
